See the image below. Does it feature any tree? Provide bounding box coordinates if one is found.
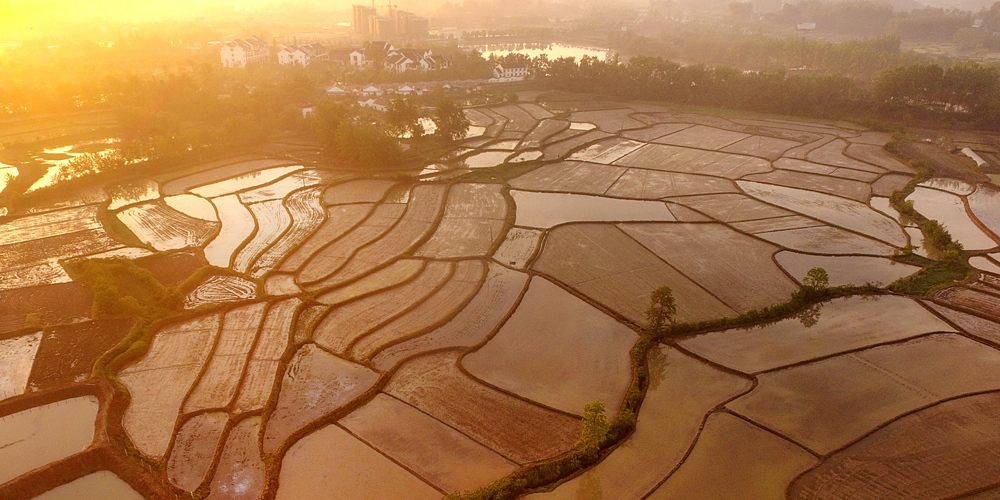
[386,96,423,138]
[802,267,830,290]
[646,286,677,334]
[433,98,470,141]
[576,401,609,453]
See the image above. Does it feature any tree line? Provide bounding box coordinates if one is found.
[538,54,1000,128]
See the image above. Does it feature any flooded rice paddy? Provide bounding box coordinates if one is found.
[1,101,999,499]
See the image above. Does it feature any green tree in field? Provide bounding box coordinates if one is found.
[802,267,830,290]
[576,400,610,453]
[433,98,470,141]
[646,285,677,334]
[386,96,422,138]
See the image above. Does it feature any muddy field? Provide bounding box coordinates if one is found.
[2,99,1000,500]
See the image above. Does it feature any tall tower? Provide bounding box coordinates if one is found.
[353,5,376,35]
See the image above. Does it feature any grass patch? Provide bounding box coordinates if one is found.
[65,257,182,319]
[884,156,974,295]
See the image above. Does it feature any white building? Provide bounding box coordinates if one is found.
[383,49,451,73]
[493,62,529,80]
[277,43,329,66]
[220,37,269,68]
[358,98,389,112]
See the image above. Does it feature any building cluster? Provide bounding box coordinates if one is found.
[220,38,451,74]
[277,43,329,66]
[353,4,430,39]
[220,36,269,68]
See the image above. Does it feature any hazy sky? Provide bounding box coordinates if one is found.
[0,0,367,36]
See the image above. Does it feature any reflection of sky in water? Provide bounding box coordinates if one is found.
[28,138,119,192]
[472,43,613,61]
[570,122,597,130]
[190,165,304,198]
[461,151,511,169]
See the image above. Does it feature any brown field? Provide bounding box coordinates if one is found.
[754,225,897,255]
[568,138,646,164]
[606,169,737,199]
[782,134,837,160]
[189,165,305,199]
[655,125,750,150]
[720,135,801,160]
[0,228,122,273]
[845,143,914,173]
[416,184,507,259]
[183,303,267,413]
[28,318,133,392]
[680,295,954,373]
[251,188,325,278]
[620,123,692,142]
[924,301,1000,345]
[183,275,257,309]
[540,130,612,161]
[209,417,266,499]
[372,263,529,371]
[0,205,102,247]
[518,103,554,120]
[296,203,405,284]
[316,259,425,306]
[279,204,374,273]
[322,180,396,205]
[511,191,676,228]
[526,346,751,500]
[738,181,907,247]
[161,159,298,195]
[743,170,871,202]
[167,412,228,492]
[790,392,1000,499]
[509,161,627,195]
[532,224,735,324]
[349,260,484,362]
[232,298,300,414]
[324,185,446,286]
[340,393,518,493]
[728,334,1000,454]
[312,261,452,354]
[808,139,884,173]
[935,286,1000,318]
[385,351,582,464]
[566,109,645,132]
[237,171,331,205]
[729,215,825,234]
[463,277,635,415]
[620,222,797,312]
[669,193,791,222]
[464,108,494,128]
[519,119,569,149]
[0,281,92,332]
[119,314,221,458]
[262,344,379,453]
[872,173,915,196]
[645,412,817,500]
[492,227,543,269]
[492,104,537,133]
[615,144,771,178]
[275,423,441,500]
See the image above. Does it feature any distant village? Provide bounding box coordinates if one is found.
[217,4,532,113]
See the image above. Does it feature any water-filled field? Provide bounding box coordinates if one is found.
[1,100,999,499]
